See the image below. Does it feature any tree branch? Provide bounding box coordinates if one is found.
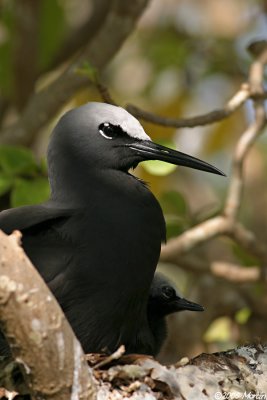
[0,230,96,400]
[161,254,261,284]
[161,42,267,266]
[126,84,251,128]
[224,45,267,221]
[44,0,112,74]
[12,0,40,110]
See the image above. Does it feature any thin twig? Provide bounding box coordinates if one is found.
[211,261,260,283]
[92,345,125,369]
[161,42,267,265]
[95,77,118,106]
[175,256,261,283]
[126,85,250,128]
[230,223,267,263]
[43,0,111,75]
[160,216,230,259]
[224,45,267,221]
[12,0,40,110]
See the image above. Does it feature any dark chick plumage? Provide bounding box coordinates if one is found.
[0,102,222,356]
[148,273,204,356]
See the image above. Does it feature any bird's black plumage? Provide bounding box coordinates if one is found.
[0,102,223,355]
[147,273,204,356]
[0,272,203,358]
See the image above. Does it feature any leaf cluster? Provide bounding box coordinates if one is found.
[0,146,49,208]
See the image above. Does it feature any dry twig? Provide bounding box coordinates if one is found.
[92,345,125,369]
[126,85,251,128]
[161,42,267,271]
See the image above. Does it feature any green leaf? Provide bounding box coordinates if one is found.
[38,0,66,69]
[141,140,177,176]
[160,191,188,239]
[235,307,251,325]
[11,178,50,207]
[160,190,187,217]
[0,145,37,175]
[204,317,232,343]
[75,61,97,81]
[40,157,48,175]
[0,175,13,196]
[140,28,189,73]
[165,219,186,240]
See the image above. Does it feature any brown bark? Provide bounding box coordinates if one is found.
[0,230,96,400]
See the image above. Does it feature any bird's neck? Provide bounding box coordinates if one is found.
[147,310,167,356]
[49,161,157,210]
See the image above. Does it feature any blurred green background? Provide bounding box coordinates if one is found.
[0,0,267,364]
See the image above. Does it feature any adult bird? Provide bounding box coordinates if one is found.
[0,272,203,358]
[0,102,224,355]
[148,273,203,356]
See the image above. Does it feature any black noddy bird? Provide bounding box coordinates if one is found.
[147,273,204,356]
[0,272,203,358]
[0,102,224,355]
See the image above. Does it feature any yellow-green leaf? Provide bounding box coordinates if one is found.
[0,145,36,175]
[11,178,50,207]
[204,317,231,343]
[0,175,13,196]
[141,140,177,176]
[235,307,251,325]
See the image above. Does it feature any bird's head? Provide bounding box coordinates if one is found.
[148,273,204,317]
[48,102,225,176]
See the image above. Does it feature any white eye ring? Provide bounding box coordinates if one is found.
[99,123,112,140]
[99,130,112,140]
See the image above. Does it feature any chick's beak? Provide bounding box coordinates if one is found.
[174,297,204,312]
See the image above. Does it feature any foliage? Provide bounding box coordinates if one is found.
[0,146,49,207]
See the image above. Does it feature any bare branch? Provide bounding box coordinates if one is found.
[45,0,112,74]
[0,98,9,128]
[210,261,260,283]
[12,0,40,110]
[161,216,230,259]
[160,251,262,283]
[95,76,118,105]
[125,45,267,129]
[92,345,125,369]
[223,103,266,221]
[224,45,267,221]
[126,85,250,128]
[230,223,267,263]
[161,42,267,266]
[0,230,96,400]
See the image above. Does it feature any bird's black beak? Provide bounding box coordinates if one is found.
[127,141,225,176]
[174,297,204,312]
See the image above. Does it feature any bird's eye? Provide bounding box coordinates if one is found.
[162,286,176,299]
[99,123,125,140]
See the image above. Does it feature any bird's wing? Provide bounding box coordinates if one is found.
[0,203,73,234]
[0,203,75,287]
